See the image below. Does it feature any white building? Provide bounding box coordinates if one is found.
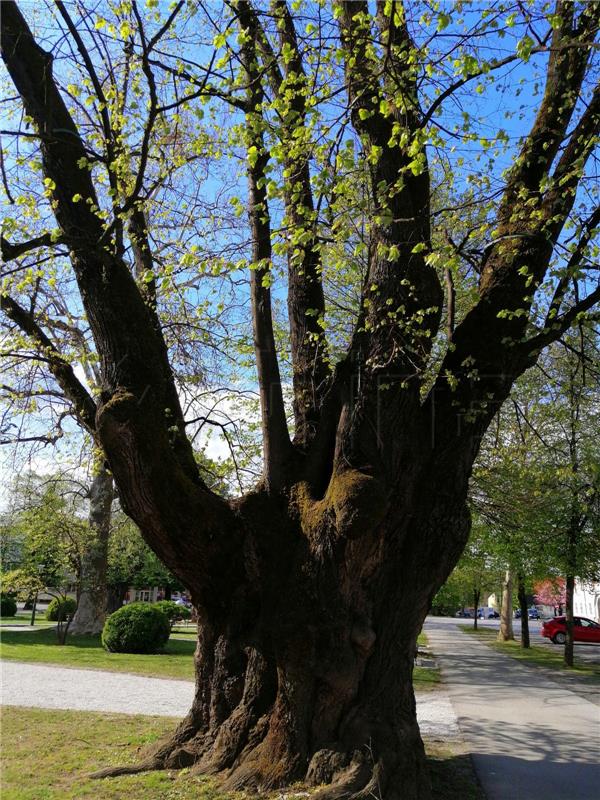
[573,580,600,622]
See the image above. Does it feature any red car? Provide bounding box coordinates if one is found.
[542,616,600,645]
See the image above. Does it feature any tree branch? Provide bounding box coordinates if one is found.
[269,0,329,444]
[0,293,97,434]
[521,285,600,358]
[237,2,292,488]
[543,205,600,328]
[1,233,65,262]
[426,2,600,458]
[2,2,245,607]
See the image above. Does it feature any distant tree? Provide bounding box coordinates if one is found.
[1,475,87,596]
[534,578,566,613]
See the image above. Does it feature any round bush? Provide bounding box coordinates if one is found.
[1,595,17,617]
[102,603,170,654]
[154,600,191,626]
[45,596,77,621]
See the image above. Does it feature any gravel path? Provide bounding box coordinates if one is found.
[0,660,194,717]
[0,659,457,734]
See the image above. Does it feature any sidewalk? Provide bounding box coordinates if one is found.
[425,617,600,800]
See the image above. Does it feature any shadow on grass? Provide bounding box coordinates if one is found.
[427,749,485,800]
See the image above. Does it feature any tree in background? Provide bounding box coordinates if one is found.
[0,475,88,635]
[2,2,599,795]
[471,333,600,655]
[534,578,566,615]
[450,521,503,630]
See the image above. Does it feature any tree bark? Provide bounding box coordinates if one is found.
[497,570,515,641]
[106,583,128,615]
[517,573,530,649]
[473,589,480,631]
[69,466,114,636]
[91,488,470,800]
[564,574,575,668]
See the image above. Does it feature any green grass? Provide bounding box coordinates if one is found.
[0,627,195,680]
[425,740,486,800]
[0,612,55,626]
[413,631,442,691]
[460,625,600,681]
[1,707,482,800]
[413,665,441,690]
[0,706,233,800]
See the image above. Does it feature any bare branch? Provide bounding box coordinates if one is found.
[522,285,600,358]
[237,1,292,488]
[0,294,97,434]
[1,233,65,262]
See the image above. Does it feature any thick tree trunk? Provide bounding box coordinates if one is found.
[69,467,113,636]
[93,488,471,800]
[564,574,575,668]
[497,570,514,641]
[517,574,530,649]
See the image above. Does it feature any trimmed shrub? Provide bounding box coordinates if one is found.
[45,596,77,621]
[1,595,17,617]
[153,600,191,627]
[102,603,170,654]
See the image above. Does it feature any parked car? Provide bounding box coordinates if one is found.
[528,608,540,620]
[541,616,600,645]
[477,607,499,619]
[514,608,522,619]
[455,610,473,618]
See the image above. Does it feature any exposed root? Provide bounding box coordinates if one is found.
[89,759,162,779]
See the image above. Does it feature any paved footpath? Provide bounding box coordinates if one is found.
[425,617,600,800]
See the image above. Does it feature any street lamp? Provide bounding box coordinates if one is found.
[29,563,45,627]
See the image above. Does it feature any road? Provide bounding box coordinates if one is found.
[425,616,600,800]
[464,615,600,666]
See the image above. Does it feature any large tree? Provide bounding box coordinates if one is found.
[2,2,599,797]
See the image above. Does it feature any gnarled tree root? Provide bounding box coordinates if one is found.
[89,759,163,779]
[90,731,431,800]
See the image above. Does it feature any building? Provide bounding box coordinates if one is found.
[573,579,600,622]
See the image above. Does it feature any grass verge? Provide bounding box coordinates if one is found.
[0,627,195,680]
[1,707,482,800]
[414,631,442,691]
[1,613,55,626]
[460,625,600,681]
[1,627,439,690]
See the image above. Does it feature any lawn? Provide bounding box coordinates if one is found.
[0,627,196,680]
[0,707,227,800]
[0,612,55,626]
[414,631,442,691]
[1,627,439,690]
[1,706,483,800]
[460,625,600,681]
